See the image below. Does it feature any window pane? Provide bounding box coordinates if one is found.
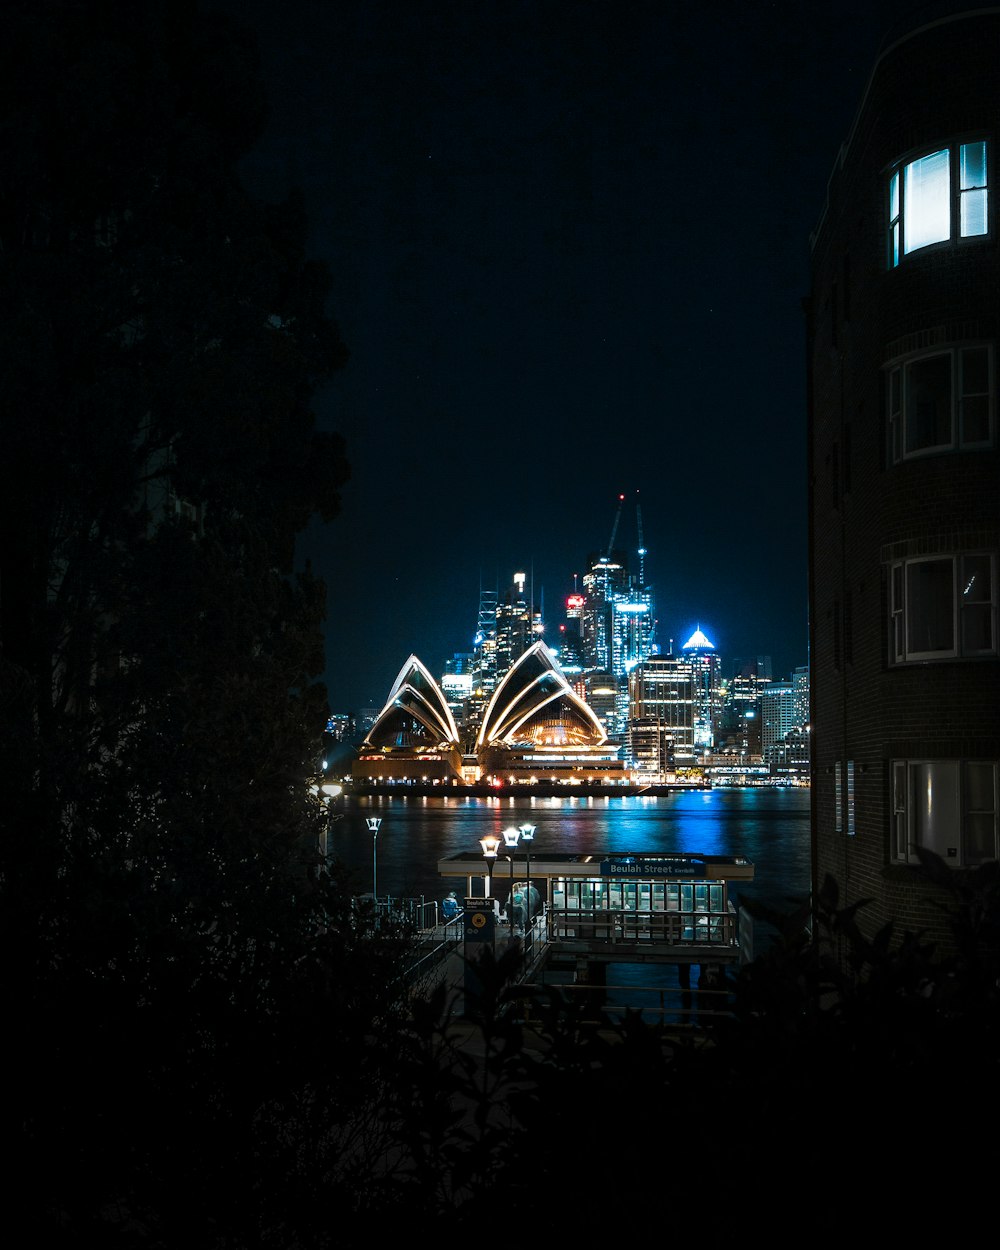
[961,394,990,443]
[905,354,952,452]
[965,814,996,864]
[906,559,955,655]
[962,345,988,394]
[904,149,951,253]
[960,142,988,236]
[891,563,905,660]
[960,141,987,189]
[889,367,902,459]
[960,347,991,443]
[961,187,988,237]
[962,553,992,604]
[912,760,961,860]
[961,554,995,653]
[964,761,996,865]
[962,606,993,652]
[890,171,900,266]
[964,761,996,811]
[835,760,842,832]
[892,761,908,860]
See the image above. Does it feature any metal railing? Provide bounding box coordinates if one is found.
[545,905,738,947]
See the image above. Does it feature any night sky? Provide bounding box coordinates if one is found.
[217,0,948,712]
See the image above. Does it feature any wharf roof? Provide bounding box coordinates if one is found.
[437,850,755,882]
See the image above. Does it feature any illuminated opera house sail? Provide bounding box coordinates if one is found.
[353,642,626,786]
[353,655,463,783]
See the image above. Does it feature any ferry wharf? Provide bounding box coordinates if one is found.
[411,850,755,1026]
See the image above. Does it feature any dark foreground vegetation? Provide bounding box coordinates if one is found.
[3,3,998,1243]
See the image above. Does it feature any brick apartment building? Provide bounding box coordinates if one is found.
[808,6,1000,958]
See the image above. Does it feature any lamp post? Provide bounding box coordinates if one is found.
[366,817,382,902]
[501,826,522,931]
[320,782,342,858]
[479,833,500,901]
[519,822,535,930]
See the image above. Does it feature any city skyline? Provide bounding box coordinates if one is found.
[222,0,942,710]
[349,565,804,725]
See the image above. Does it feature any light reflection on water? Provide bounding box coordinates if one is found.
[331,788,812,919]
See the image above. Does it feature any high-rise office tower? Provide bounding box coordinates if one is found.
[720,657,772,756]
[628,653,697,771]
[469,586,498,729]
[680,628,722,754]
[495,571,541,678]
[581,549,628,673]
[808,8,1000,958]
[759,680,796,764]
[580,496,657,737]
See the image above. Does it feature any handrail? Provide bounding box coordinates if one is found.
[545,904,737,947]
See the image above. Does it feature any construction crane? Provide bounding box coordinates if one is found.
[636,490,646,586]
[605,493,625,559]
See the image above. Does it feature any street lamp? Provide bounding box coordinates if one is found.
[479,833,500,900]
[366,817,382,902]
[519,822,535,930]
[320,782,342,858]
[502,826,522,931]
[310,781,344,859]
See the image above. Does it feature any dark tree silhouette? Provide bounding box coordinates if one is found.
[0,3,414,1241]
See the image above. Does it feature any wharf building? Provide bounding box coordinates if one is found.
[808,6,1000,957]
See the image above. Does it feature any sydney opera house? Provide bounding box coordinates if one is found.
[352,641,628,787]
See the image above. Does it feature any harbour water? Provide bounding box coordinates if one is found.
[331,787,812,929]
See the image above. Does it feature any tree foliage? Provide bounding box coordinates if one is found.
[0,3,411,1240]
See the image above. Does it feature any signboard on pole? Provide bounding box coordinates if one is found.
[462,897,495,1015]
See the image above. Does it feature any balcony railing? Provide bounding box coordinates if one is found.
[545,904,737,947]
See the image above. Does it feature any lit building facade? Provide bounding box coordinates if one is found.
[628,653,697,773]
[579,540,656,739]
[469,586,498,728]
[808,8,1000,957]
[681,628,723,754]
[494,571,542,679]
[718,656,772,757]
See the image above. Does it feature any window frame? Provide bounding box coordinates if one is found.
[887,137,990,267]
[888,551,997,664]
[887,343,994,462]
[890,758,999,867]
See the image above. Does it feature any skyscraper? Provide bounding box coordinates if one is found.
[579,496,657,737]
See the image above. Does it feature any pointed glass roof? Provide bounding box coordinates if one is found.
[363,655,460,748]
[476,640,608,749]
[682,627,715,650]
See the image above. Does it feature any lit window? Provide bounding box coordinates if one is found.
[888,139,989,265]
[835,761,842,832]
[889,552,997,663]
[891,759,998,866]
[960,140,989,236]
[904,149,951,254]
[887,345,994,460]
